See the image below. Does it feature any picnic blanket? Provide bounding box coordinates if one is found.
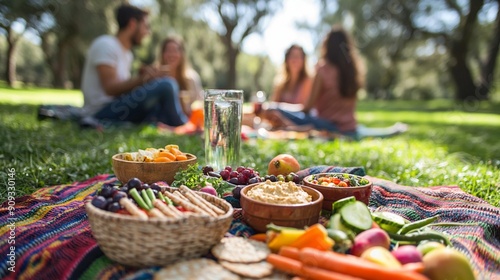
[1,166,499,280]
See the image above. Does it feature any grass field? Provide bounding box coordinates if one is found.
[1,86,499,206]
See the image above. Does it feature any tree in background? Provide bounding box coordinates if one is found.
[318,0,500,101]
[0,0,45,87]
[199,0,281,89]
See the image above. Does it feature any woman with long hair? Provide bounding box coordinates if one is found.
[271,44,312,105]
[160,36,203,117]
[268,25,407,139]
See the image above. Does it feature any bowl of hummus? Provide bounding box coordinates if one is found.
[240,180,323,233]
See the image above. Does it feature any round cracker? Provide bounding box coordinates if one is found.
[220,261,273,278]
[211,237,270,263]
[154,258,240,280]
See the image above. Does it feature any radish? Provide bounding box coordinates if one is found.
[391,245,423,264]
[199,185,217,196]
[351,228,391,256]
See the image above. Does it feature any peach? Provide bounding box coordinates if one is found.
[267,154,300,176]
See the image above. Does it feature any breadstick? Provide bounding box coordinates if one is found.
[163,191,209,216]
[153,199,182,218]
[179,186,225,215]
[147,208,168,220]
[183,191,218,217]
[119,198,148,220]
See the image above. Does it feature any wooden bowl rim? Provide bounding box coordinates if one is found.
[240,183,324,208]
[112,153,197,164]
[303,173,372,191]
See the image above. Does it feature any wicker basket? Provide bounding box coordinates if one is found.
[85,191,233,267]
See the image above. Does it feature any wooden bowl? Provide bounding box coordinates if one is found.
[302,173,372,211]
[240,182,323,233]
[111,153,197,184]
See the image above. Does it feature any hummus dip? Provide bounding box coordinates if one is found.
[246,180,312,205]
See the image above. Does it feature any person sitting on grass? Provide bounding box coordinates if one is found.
[80,4,192,132]
[159,36,203,118]
[266,25,408,139]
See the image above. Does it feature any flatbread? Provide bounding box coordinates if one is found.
[220,261,273,278]
[211,237,270,263]
[154,258,240,280]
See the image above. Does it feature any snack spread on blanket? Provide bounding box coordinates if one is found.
[246,180,312,205]
[122,144,188,162]
[86,151,482,279]
[305,173,371,187]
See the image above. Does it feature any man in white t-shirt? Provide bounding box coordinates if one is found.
[81,4,188,127]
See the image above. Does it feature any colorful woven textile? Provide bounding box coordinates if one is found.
[1,167,499,280]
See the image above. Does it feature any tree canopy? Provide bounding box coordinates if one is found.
[1,0,499,101]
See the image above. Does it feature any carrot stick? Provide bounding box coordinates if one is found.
[267,254,363,280]
[279,246,301,260]
[267,253,303,276]
[402,262,426,273]
[300,248,429,280]
[249,233,267,242]
[301,265,364,280]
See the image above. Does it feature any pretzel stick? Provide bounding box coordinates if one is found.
[163,191,209,216]
[183,191,218,217]
[147,208,168,220]
[153,199,182,218]
[179,186,225,216]
[172,191,208,217]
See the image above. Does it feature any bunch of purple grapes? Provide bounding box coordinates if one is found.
[203,165,263,185]
[90,178,162,213]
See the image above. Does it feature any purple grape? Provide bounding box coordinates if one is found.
[230,171,239,178]
[202,166,214,175]
[150,183,161,192]
[91,196,107,210]
[236,166,245,173]
[107,202,121,213]
[228,177,239,185]
[142,183,150,190]
[232,186,244,199]
[242,169,252,178]
[112,191,127,203]
[225,166,232,172]
[248,177,260,184]
[208,171,222,178]
[100,185,114,198]
[127,178,142,190]
[237,173,247,185]
[219,170,230,180]
[119,185,129,193]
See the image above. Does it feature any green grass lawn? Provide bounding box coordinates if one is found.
[1,86,499,207]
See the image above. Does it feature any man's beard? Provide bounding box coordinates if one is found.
[131,26,142,47]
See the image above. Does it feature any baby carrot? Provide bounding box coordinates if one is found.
[300,248,429,280]
[248,233,267,242]
[267,254,363,280]
[267,254,302,276]
[279,246,300,260]
[301,265,364,280]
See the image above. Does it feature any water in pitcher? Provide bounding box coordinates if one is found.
[204,91,243,171]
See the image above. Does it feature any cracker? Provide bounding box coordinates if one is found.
[220,261,273,278]
[211,237,270,263]
[154,258,239,280]
[241,270,291,280]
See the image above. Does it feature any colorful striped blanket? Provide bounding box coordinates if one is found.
[1,166,499,280]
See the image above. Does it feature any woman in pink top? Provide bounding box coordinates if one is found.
[271,26,407,139]
[270,44,312,105]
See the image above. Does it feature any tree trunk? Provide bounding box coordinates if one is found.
[227,45,238,89]
[5,26,18,87]
[448,0,484,101]
[52,41,68,88]
[477,0,500,100]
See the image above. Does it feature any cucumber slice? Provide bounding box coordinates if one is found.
[332,196,356,213]
[339,201,372,233]
[371,211,408,233]
[329,214,349,231]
